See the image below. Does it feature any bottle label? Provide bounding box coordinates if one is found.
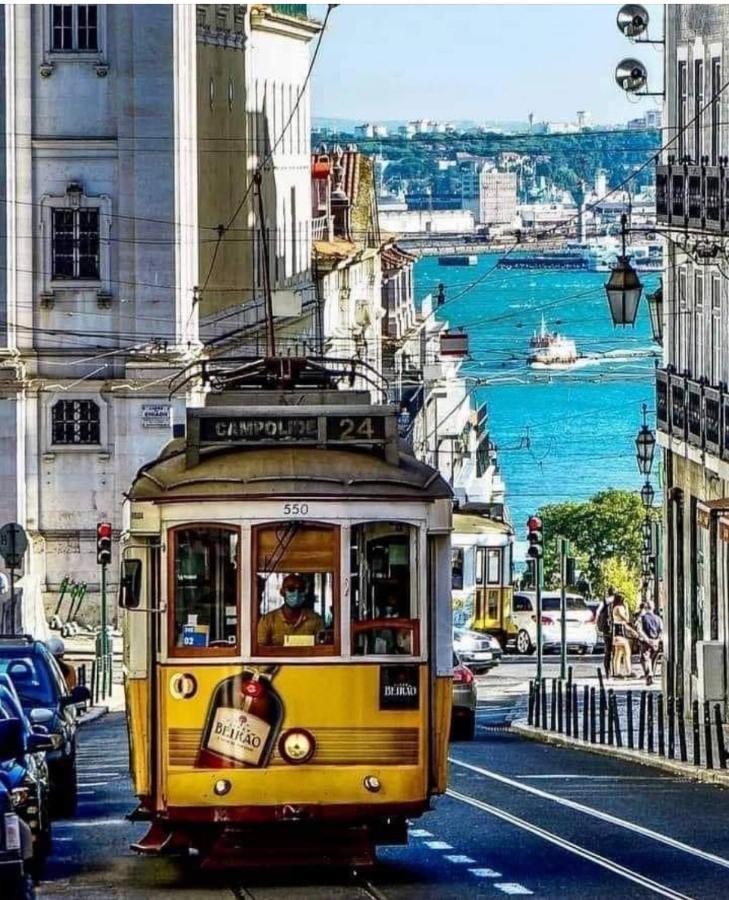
[205,705,271,766]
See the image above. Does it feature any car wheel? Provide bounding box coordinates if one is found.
[56,756,78,819]
[9,873,35,900]
[516,629,534,655]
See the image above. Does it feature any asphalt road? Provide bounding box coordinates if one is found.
[35,659,729,899]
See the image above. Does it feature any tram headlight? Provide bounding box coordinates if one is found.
[213,779,232,796]
[278,728,315,765]
[363,776,381,793]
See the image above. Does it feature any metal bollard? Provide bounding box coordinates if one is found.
[639,691,647,751]
[612,692,623,748]
[607,689,615,745]
[534,678,541,728]
[590,687,597,743]
[668,693,675,760]
[677,698,688,762]
[599,687,606,744]
[583,685,589,741]
[657,694,665,757]
[693,699,701,766]
[647,693,654,753]
[565,678,571,737]
[627,690,634,749]
[541,679,548,730]
[714,705,727,770]
[704,702,714,770]
[528,680,535,726]
[550,679,557,731]
[572,683,578,736]
[557,680,564,734]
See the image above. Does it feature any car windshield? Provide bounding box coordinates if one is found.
[542,597,588,612]
[0,652,55,707]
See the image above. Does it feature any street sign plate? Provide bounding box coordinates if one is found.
[0,523,28,569]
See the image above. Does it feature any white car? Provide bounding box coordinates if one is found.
[510,591,597,656]
[453,629,503,672]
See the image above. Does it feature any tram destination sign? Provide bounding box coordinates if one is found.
[197,413,387,445]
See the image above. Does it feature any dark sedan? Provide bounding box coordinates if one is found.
[0,637,89,816]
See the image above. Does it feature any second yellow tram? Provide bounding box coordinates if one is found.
[119,359,454,866]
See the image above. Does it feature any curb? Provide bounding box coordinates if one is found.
[511,720,729,788]
[77,705,109,727]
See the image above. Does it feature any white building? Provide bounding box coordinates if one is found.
[373,124,389,139]
[354,123,375,139]
[378,208,475,236]
[479,170,518,227]
[0,4,320,630]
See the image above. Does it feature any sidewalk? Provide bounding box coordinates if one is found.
[512,719,729,788]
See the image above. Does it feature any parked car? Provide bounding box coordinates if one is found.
[0,685,54,877]
[451,654,477,741]
[0,721,36,900]
[0,636,89,816]
[509,592,597,656]
[453,628,502,673]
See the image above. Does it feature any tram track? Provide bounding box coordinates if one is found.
[230,868,389,900]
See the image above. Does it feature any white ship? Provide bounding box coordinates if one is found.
[567,238,663,273]
[528,316,578,368]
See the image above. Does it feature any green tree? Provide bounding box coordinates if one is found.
[536,489,650,598]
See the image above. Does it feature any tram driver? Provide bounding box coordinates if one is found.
[257,573,325,647]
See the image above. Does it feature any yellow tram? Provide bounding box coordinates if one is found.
[119,358,454,867]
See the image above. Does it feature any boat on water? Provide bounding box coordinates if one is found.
[527,317,578,367]
[498,240,663,272]
[498,250,587,270]
[439,254,478,267]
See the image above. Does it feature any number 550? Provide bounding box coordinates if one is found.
[283,502,309,516]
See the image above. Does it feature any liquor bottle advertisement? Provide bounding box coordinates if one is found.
[196,666,284,769]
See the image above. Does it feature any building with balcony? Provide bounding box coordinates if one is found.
[655,4,729,714]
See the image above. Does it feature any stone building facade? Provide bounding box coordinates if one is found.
[656,4,729,712]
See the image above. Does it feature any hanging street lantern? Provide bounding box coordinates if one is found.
[647,280,663,345]
[640,480,655,509]
[635,402,656,475]
[605,213,643,326]
[641,518,653,541]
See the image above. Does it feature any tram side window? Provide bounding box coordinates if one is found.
[350,522,418,656]
[253,523,338,655]
[172,527,239,652]
[451,548,464,591]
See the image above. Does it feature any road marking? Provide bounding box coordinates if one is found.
[449,757,729,871]
[495,884,533,896]
[78,782,110,787]
[444,854,476,864]
[423,840,453,850]
[468,867,502,878]
[517,775,672,781]
[409,828,432,837]
[53,837,73,842]
[54,818,128,828]
[448,789,693,900]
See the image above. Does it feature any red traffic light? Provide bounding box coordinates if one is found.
[526,516,543,531]
[97,522,112,538]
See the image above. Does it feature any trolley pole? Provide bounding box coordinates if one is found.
[536,555,543,683]
[527,516,545,684]
[100,561,107,693]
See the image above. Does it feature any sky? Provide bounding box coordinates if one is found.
[310,3,663,125]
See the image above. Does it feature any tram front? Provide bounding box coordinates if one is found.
[120,374,453,867]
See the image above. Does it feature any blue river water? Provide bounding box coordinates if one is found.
[414,253,660,534]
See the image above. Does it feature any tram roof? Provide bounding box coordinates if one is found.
[129,441,452,503]
[453,513,513,536]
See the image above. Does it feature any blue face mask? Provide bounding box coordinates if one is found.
[284,589,305,609]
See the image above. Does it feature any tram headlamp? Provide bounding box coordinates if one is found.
[364,776,381,793]
[213,779,231,796]
[278,728,315,765]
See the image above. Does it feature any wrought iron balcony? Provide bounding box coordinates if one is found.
[656,162,728,232]
[272,5,309,19]
[657,367,729,461]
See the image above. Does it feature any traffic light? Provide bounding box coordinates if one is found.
[526,515,543,559]
[96,522,112,566]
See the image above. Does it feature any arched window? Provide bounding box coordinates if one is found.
[51,399,100,445]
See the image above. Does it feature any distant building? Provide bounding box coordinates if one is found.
[378,208,475,236]
[354,123,375,139]
[645,109,662,128]
[398,124,416,139]
[479,170,518,226]
[373,124,389,138]
[576,110,591,129]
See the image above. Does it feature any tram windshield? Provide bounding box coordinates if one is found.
[171,526,239,652]
[350,522,418,656]
[253,523,337,654]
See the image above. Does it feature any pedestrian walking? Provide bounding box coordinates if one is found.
[596,587,615,678]
[611,593,634,679]
[636,600,663,686]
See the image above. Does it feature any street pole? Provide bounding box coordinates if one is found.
[536,556,543,683]
[100,562,107,699]
[9,564,15,634]
[559,537,568,681]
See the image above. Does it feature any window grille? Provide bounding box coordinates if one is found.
[52,5,98,51]
[52,208,100,280]
[52,400,100,445]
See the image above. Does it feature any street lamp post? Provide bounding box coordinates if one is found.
[604,213,644,326]
[635,403,656,475]
[647,280,663,345]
